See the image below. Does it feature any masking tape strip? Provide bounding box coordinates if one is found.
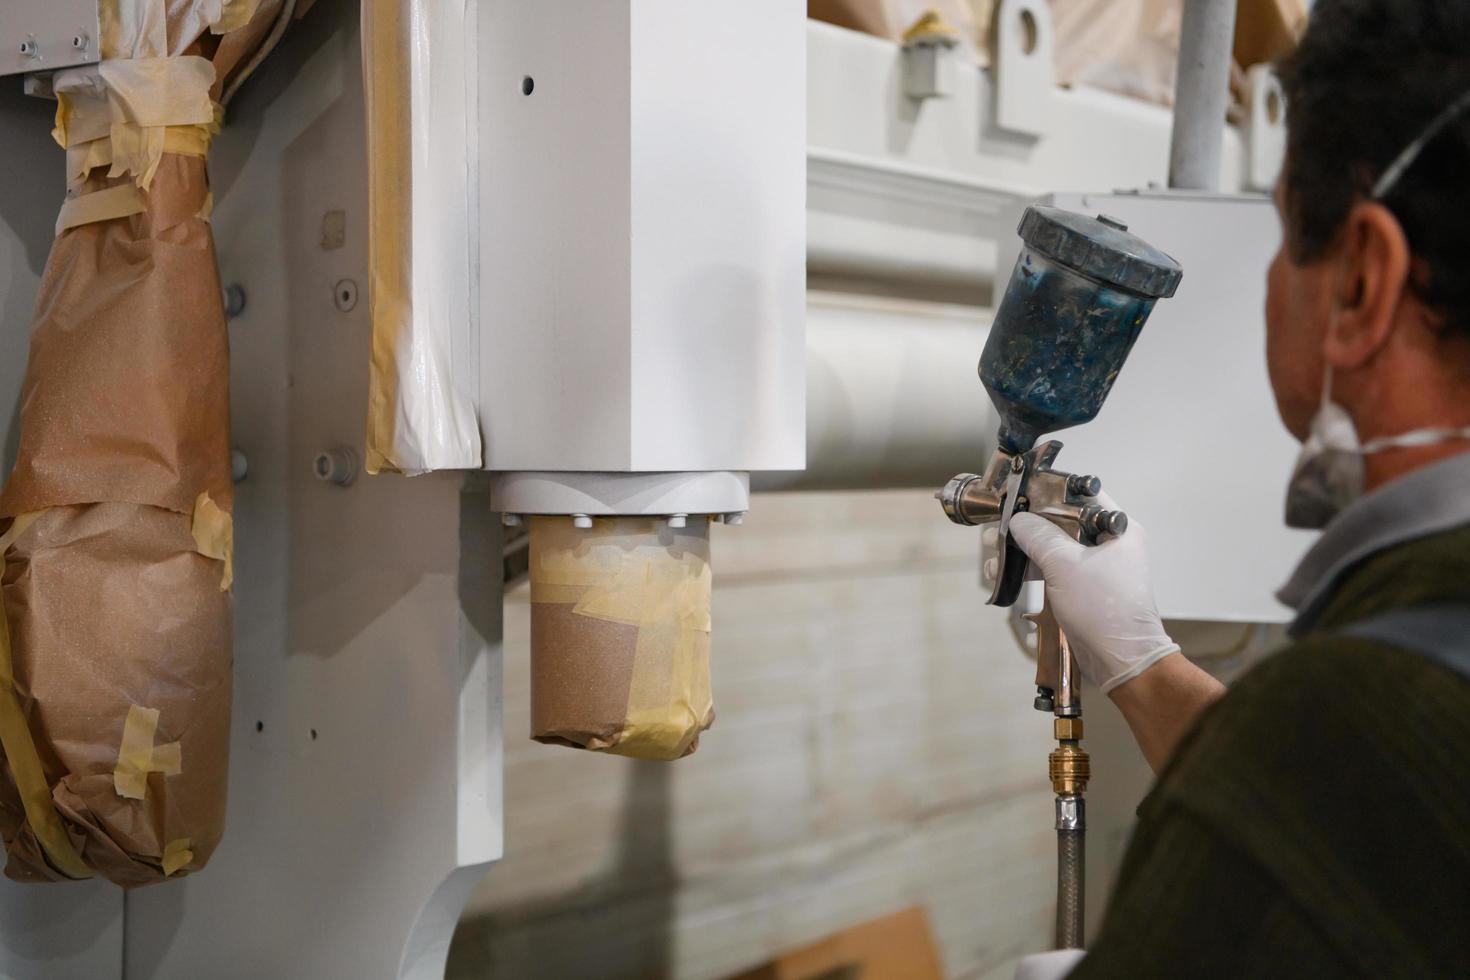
[113,704,183,801]
[161,837,193,877]
[0,514,94,879]
[66,124,215,186]
[607,557,713,759]
[54,184,148,236]
[52,58,218,188]
[190,492,234,592]
[529,519,713,759]
[215,0,266,35]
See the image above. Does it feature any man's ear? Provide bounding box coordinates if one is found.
[1323,200,1412,369]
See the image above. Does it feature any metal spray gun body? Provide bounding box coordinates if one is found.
[937,206,1182,950]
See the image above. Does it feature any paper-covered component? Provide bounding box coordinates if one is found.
[529,518,715,761]
[361,0,482,475]
[0,0,279,886]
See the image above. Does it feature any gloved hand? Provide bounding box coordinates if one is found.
[1008,501,1180,694]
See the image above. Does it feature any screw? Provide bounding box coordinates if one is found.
[231,449,248,483]
[1066,474,1101,497]
[571,514,593,529]
[223,284,246,318]
[313,446,359,486]
[1081,506,1128,537]
[18,39,37,58]
[1034,686,1056,712]
[1011,456,1024,473]
[72,33,88,50]
[333,279,358,312]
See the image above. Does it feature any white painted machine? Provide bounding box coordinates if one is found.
[0,1,1307,977]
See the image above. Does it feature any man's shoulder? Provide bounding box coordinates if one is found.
[1137,633,1470,975]
[1152,632,1470,819]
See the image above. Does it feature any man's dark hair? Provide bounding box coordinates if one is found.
[1277,0,1470,337]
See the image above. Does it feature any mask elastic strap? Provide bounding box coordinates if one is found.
[1371,87,1470,199]
[1362,425,1470,455]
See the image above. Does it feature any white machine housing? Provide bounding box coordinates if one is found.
[476,2,807,484]
[366,0,805,518]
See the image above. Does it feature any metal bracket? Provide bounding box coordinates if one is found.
[1245,64,1287,192]
[0,0,99,79]
[992,0,1055,138]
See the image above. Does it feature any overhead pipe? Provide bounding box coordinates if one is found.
[753,303,997,492]
[1168,0,1239,190]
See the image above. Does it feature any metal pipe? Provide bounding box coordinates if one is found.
[1168,0,1238,190]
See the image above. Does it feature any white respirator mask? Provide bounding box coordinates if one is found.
[1284,89,1470,530]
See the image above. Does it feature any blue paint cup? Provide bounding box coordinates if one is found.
[980,207,1183,454]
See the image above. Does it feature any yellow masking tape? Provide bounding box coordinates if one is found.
[113,704,183,801]
[215,0,266,35]
[0,513,94,879]
[52,58,218,188]
[190,492,234,592]
[54,184,148,236]
[529,518,714,760]
[161,837,193,877]
[608,556,713,760]
[66,123,215,186]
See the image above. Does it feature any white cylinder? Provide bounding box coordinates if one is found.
[1169,0,1239,190]
[754,297,998,491]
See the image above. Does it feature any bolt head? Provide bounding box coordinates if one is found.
[1067,474,1102,497]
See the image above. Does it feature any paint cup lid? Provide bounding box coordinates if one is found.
[1017,206,1184,298]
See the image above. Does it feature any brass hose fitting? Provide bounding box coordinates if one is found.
[1049,742,1091,797]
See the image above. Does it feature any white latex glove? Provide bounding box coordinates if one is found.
[1008,502,1180,694]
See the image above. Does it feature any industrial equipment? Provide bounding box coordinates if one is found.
[938,206,1182,949]
[0,0,1301,974]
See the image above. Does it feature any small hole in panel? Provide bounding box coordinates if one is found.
[1019,9,1038,55]
[522,76,535,96]
[256,721,264,733]
[310,729,318,741]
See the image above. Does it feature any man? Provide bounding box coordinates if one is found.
[1009,1,1470,975]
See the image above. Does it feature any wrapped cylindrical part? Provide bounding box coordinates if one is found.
[528,516,715,761]
[0,1,284,886]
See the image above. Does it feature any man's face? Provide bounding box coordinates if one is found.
[1265,175,1336,441]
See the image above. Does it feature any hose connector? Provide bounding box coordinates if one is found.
[1049,738,1090,797]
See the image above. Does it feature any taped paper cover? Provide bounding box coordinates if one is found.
[0,0,279,887]
[362,0,483,475]
[528,517,714,761]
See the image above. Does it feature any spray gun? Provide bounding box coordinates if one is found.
[937,206,1182,950]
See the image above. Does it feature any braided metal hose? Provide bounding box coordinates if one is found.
[1056,826,1086,949]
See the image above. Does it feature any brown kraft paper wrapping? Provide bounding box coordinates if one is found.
[529,517,715,761]
[0,0,285,883]
[0,152,234,886]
